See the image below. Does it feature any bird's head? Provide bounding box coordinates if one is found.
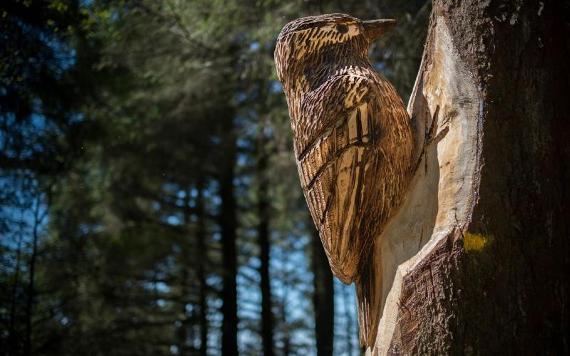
[274,13,395,88]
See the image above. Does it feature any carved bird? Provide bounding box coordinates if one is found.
[274,13,414,346]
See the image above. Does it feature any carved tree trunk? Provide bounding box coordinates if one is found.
[370,1,570,354]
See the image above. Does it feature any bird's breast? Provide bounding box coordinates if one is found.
[289,72,413,284]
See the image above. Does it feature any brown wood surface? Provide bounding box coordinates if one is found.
[275,15,414,346]
[276,1,570,353]
[382,1,570,354]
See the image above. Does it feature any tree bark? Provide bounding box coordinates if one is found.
[25,194,45,356]
[341,281,355,356]
[220,113,239,356]
[178,188,192,354]
[257,123,275,356]
[195,179,209,356]
[367,0,570,354]
[8,226,24,355]
[311,227,334,356]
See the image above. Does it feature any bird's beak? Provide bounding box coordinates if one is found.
[362,19,396,42]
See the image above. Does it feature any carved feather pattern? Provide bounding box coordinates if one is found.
[275,13,414,346]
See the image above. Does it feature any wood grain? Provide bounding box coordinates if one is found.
[275,14,414,346]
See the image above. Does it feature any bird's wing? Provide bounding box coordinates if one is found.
[293,74,374,159]
[294,75,380,283]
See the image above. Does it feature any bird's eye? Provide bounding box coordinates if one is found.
[336,24,348,34]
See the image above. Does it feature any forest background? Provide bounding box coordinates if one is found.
[0,0,429,354]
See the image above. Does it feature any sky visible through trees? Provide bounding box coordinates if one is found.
[0,0,428,355]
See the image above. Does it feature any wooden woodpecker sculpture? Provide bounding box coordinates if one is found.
[274,13,414,346]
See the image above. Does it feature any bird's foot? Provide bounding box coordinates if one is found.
[412,105,449,174]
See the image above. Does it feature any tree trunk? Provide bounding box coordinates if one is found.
[367,0,570,354]
[342,281,355,356]
[25,196,43,356]
[257,123,275,356]
[311,227,334,356]
[178,189,192,354]
[195,179,209,356]
[8,227,24,355]
[220,113,239,356]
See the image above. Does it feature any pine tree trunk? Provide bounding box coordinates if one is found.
[8,228,24,355]
[25,196,42,356]
[220,113,239,356]
[311,228,334,356]
[196,179,209,356]
[368,0,570,354]
[178,189,192,354]
[257,125,275,356]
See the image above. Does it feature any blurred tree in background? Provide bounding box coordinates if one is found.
[0,0,428,355]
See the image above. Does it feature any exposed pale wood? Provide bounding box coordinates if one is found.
[365,11,484,354]
[369,0,570,354]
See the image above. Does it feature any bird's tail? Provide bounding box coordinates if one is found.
[355,250,382,348]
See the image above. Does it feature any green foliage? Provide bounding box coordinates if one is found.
[0,0,428,355]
